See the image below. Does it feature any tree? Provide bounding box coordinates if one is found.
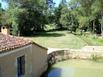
[54,4,63,29]
[91,0,103,36]
[2,0,48,36]
[60,6,79,32]
[2,4,25,35]
[54,0,68,29]
[69,0,99,33]
[0,3,4,30]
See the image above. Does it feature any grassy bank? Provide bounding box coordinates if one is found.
[78,33,103,46]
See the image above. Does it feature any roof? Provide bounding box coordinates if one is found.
[0,33,48,54]
[0,33,32,53]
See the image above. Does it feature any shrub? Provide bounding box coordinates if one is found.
[91,54,99,61]
[91,54,103,62]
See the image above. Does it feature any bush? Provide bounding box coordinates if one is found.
[91,54,103,62]
[91,54,99,61]
[44,24,56,31]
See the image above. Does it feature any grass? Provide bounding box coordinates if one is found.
[49,59,103,77]
[26,31,87,49]
[25,30,103,49]
[78,33,103,46]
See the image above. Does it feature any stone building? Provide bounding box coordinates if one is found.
[0,28,48,77]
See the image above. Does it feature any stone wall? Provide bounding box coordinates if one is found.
[48,49,103,66]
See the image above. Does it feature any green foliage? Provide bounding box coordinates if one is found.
[60,6,70,28]
[1,0,103,36]
[91,0,103,15]
[54,5,62,28]
[79,32,103,45]
[78,16,89,29]
[59,4,79,32]
[4,7,24,35]
[2,0,48,36]
[91,54,103,62]
[44,23,56,31]
[91,54,99,61]
[68,0,103,34]
[0,3,4,25]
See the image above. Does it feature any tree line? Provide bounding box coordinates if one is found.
[0,0,103,36]
[54,0,103,36]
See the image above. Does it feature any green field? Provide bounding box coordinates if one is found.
[26,31,103,49]
[26,31,87,49]
[48,59,103,77]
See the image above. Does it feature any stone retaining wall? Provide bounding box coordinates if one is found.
[48,49,103,66]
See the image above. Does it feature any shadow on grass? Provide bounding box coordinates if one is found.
[31,32,65,37]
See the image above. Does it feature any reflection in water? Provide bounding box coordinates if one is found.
[48,67,74,77]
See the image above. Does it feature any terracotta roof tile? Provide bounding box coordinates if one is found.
[0,33,32,53]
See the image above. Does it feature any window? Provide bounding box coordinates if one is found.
[17,56,25,77]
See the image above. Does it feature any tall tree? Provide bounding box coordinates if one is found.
[0,3,4,29]
[54,4,62,29]
[2,0,48,36]
[69,0,99,33]
[91,0,103,35]
[54,0,68,29]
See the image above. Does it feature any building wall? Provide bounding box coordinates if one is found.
[0,45,32,77]
[0,44,48,77]
[32,44,48,77]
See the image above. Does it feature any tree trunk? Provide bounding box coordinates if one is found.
[93,20,95,34]
[101,16,103,36]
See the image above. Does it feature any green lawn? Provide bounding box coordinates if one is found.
[26,31,87,49]
[48,59,103,77]
[25,31,103,49]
